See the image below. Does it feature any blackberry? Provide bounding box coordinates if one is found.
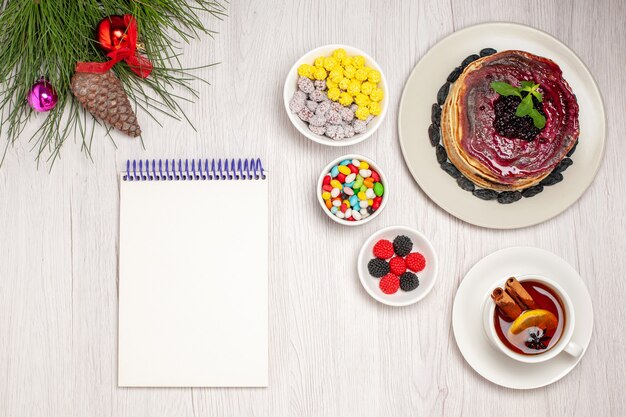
[367,258,390,278]
[480,48,497,57]
[393,235,413,257]
[399,272,419,292]
[493,94,545,141]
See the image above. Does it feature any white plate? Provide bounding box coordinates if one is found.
[398,22,606,229]
[357,226,438,306]
[452,247,593,389]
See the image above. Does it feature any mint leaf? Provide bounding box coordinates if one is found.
[515,94,534,117]
[528,109,546,129]
[531,89,543,102]
[490,81,521,97]
[520,81,535,89]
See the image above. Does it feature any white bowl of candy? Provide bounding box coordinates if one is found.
[284,44,388,146]
[317,154,388,226]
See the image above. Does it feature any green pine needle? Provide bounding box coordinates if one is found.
[0,0,227,168]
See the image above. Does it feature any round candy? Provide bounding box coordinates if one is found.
[321,158,385,222]
[313,67,328,80]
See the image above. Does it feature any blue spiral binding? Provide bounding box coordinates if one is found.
[123,158,266,181]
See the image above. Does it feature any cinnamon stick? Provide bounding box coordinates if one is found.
[505,277,538,310]
[491,287,523,321]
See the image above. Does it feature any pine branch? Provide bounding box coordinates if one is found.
[0,0,226,168]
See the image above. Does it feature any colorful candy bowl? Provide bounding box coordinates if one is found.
[317,154,388,226]
[284,44,388,147]
[357,226,439,307]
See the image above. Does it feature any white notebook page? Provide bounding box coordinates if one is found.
[119,176,268,387]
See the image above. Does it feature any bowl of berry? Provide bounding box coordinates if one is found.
[357,226,438,306]
[317,154,388,225]
[284,44,387,146]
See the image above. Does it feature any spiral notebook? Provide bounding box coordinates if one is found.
[118,158,268,387]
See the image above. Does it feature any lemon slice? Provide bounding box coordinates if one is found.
[509,309,558,335]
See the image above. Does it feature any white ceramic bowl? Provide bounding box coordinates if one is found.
[357,226,439,306]
[316,154,388,226]
[284,44,388,146]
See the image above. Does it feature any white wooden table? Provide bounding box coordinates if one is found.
[1,1,625,416]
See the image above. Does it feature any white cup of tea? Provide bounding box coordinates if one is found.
[482,274,583,363]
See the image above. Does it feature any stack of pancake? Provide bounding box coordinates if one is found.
[441,50,579,192]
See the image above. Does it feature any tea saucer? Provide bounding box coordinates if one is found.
[452,247,593,389]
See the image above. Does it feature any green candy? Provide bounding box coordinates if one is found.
[359,185,367,193]
[353,178,363,189]
[374,182,384,196]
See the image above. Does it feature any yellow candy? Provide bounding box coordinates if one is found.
[330,179,342,189]
[368,199,374,206]
[339,92,353,106]
[343,65,356,79]
[313,67,327,80]
[332,48,347,61]
[355,93,371,107]
[298,64,314,79]
[368,101,382,116]
[338,165,351,175]
[328,69,343,84]
[370,88,384,102]
[323,56,338,71]
[343,199,350,207]
[327,87,341,101]
[338,78,350,91]
[314,57,324,68]
[342,56,353,67]
[326,80,338,90]
[355,105,370,120]
[359,161,369,169]
[354,68,369,81]
[368,69,381,83]
[352,56,365,69]
[360,81,374,96]
[357,191,367,200]
[322,192,331,200]
[347,80,361,95]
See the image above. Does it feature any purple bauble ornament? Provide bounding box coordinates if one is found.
[27,79,58,112]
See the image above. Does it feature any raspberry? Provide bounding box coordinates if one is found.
[393,235,413,257]
[389,257,407,275]
[367,258,389,278]
[399,272,419,292]
[405,252,426,272]
[373,239,394,259]
[379,274,400,294]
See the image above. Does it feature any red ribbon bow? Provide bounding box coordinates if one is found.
[76,15,152,78]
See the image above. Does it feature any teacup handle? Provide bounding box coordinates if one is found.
[563,341,583,357]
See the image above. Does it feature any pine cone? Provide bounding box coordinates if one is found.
[70,70,141,137]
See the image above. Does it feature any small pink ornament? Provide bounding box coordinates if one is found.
[27,78,58,112]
